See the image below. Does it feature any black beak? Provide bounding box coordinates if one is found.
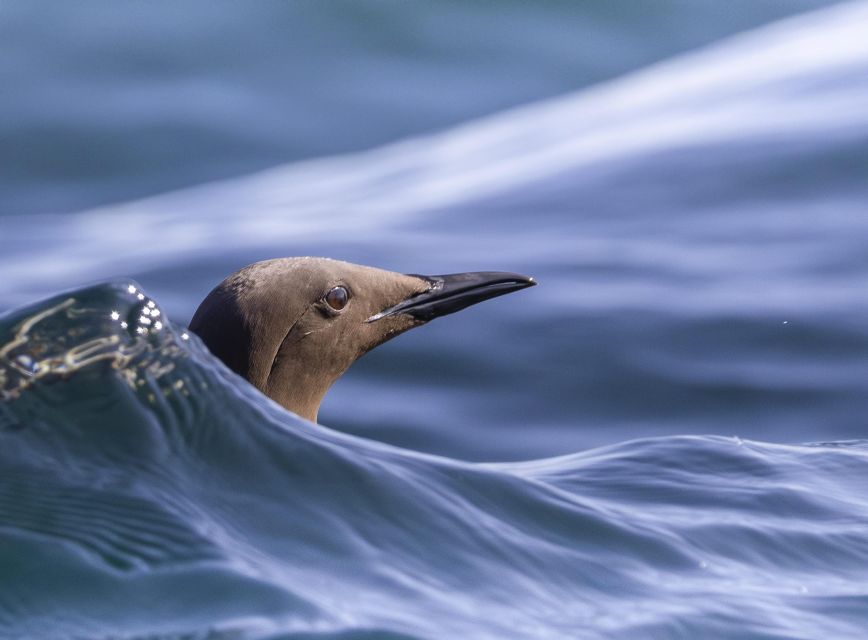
[367,271,536,323]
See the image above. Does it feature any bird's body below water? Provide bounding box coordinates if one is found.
[189,257,535,421]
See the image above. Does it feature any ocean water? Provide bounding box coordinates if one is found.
[4,282,868,640]
[2,1,868,638]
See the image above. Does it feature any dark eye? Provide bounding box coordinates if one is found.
[324,286,349,311]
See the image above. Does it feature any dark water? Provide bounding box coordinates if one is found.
[2,1,868,637]
[4,282,868,639]
[0,0,835,216]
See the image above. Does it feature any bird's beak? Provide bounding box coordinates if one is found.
[367,271,536,323]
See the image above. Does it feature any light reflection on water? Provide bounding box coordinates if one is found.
[1,2,867,460]
[2,3,868,638]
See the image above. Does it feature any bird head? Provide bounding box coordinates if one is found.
[189,257,535,421]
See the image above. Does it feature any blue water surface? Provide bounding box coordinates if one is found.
[1,1,868,638]
[2,282,868,639]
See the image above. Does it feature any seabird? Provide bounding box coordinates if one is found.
[189,257,535,421]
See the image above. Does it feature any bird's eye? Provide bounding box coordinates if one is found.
[324,286,349,311]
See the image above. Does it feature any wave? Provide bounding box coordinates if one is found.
[3,5,868,635]
[3,283,868,638]
[2,1,867,310]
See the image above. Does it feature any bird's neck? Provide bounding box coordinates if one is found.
[264,376,329,424]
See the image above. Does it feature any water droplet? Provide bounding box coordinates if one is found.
[15,354,37,374]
